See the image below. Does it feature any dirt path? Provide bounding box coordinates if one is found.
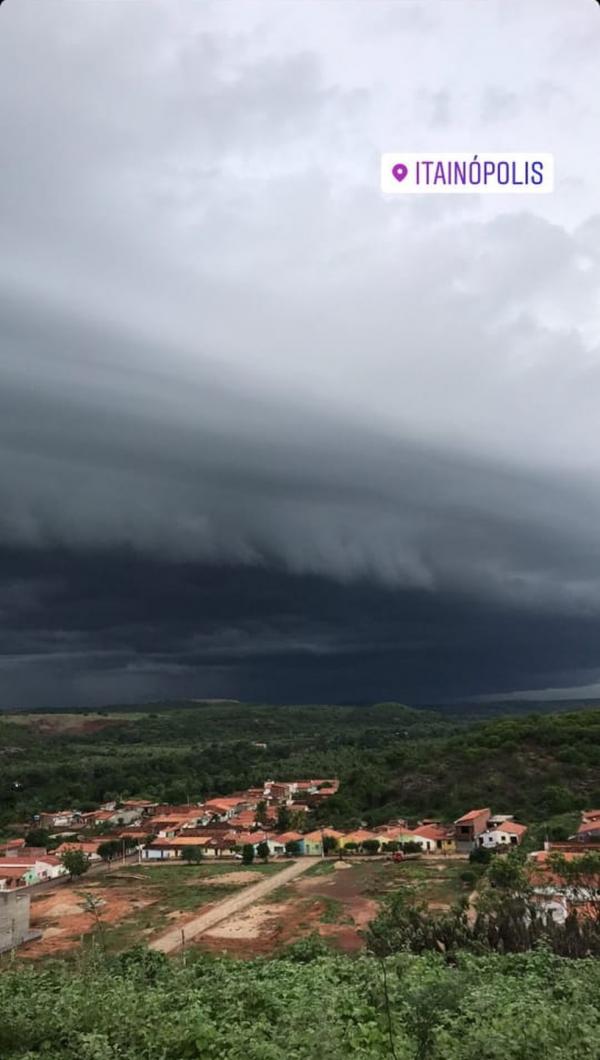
[149,858,320,953]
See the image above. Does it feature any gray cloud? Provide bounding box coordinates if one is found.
[1,1,600,705]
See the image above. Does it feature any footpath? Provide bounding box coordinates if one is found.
[150,857,319,953]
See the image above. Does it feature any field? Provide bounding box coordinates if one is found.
[20,861,282,959]
[197,855,469,956]
[14,855,470,962]
[4,712,137,736]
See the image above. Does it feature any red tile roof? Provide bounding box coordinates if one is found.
[1,854,62,866]
[0,838,25,853]
[343,829,377,844]
[274,831,303,844]
[55,842,100,856]
[411,824,454,841]
[455,808,490,824]
[497,820,527,836]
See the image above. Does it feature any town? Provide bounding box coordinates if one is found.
[2,774,598,957]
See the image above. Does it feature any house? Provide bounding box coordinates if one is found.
[273,831,305,853]
[0,839,26,857]
[55,841,103,862]
[120,799,158,816]
[338,829,377,850]
[203,797,254,822]
[38,810,80,830]
[301,830,324,856]
[148,816,190,838]
[410,824,456,854]
[142,836,215,860]
[574,810,600,843]
[228,809,261,830]
[236,831,275,854]
[529,850,600,924]
[0,866,31,889]
[454,808,491,852]
[0,856,66,887]
[375,826,416,846]
[263,781,295,802]
[477,820,528,848]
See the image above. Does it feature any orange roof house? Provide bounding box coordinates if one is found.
[55,841,102,861]
[410,824,456,852]
[454,808,491,848]
[338,829,377,848]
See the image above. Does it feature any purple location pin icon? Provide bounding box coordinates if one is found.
[392,162,408,183]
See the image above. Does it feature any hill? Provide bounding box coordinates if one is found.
[1,702,599,834]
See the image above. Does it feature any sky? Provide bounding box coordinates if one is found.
[1,0,600,709]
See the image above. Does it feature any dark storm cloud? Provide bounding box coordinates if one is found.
[1,1,600,706]
[2,545,600,709]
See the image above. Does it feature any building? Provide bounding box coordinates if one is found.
[273,830,305,853]
[142,836,216,860]
[337,829,377,850]
[478,820,528,848]
[529,850,600,924]
[0,890,39,953]
[574,810,600,843]
[0,855,66,887]
[374,826,415,846]
[54,841,103,862]
[300,830,324,856]
[410,824,456,854]
[454,808,491,852]
[0,839,26,857]
[38,810,80,830]
[203,797,254,822]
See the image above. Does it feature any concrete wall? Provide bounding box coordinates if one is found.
[0,890,31,953]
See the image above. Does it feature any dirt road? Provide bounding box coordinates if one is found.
[150,857,320,954]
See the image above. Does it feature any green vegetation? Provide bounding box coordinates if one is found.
[72,863,281,954]
[60,849,89,879]
[1,947,599,1058]
[2,702,600,836]
[368,851,600,959]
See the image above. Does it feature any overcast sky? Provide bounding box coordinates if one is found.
[1,0,600,709]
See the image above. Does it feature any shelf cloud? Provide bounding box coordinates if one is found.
[1,1,600,707]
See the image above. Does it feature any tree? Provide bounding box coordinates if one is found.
[469,846,492,866]
[486,850,529,894]
[242,843,255,864]
[181,846,205,864]
[24,828,51,849]
[276,804,291,831]
[255,800,269,826]
[362,839,380,856]
[548,851,600,921]
[257,841,270,862]
[285,839,301,857]
[79,893,106,947]
[323,834,338,856]
[60,849,89,878]
[97,840,120,862]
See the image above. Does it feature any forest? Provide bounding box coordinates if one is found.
[1,699,600,831]
[2,700,600,834]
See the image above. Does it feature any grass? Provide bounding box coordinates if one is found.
[305,860,337,877]
[265,885,295,902]
[76,860,289,954]
[318,897,344,923]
